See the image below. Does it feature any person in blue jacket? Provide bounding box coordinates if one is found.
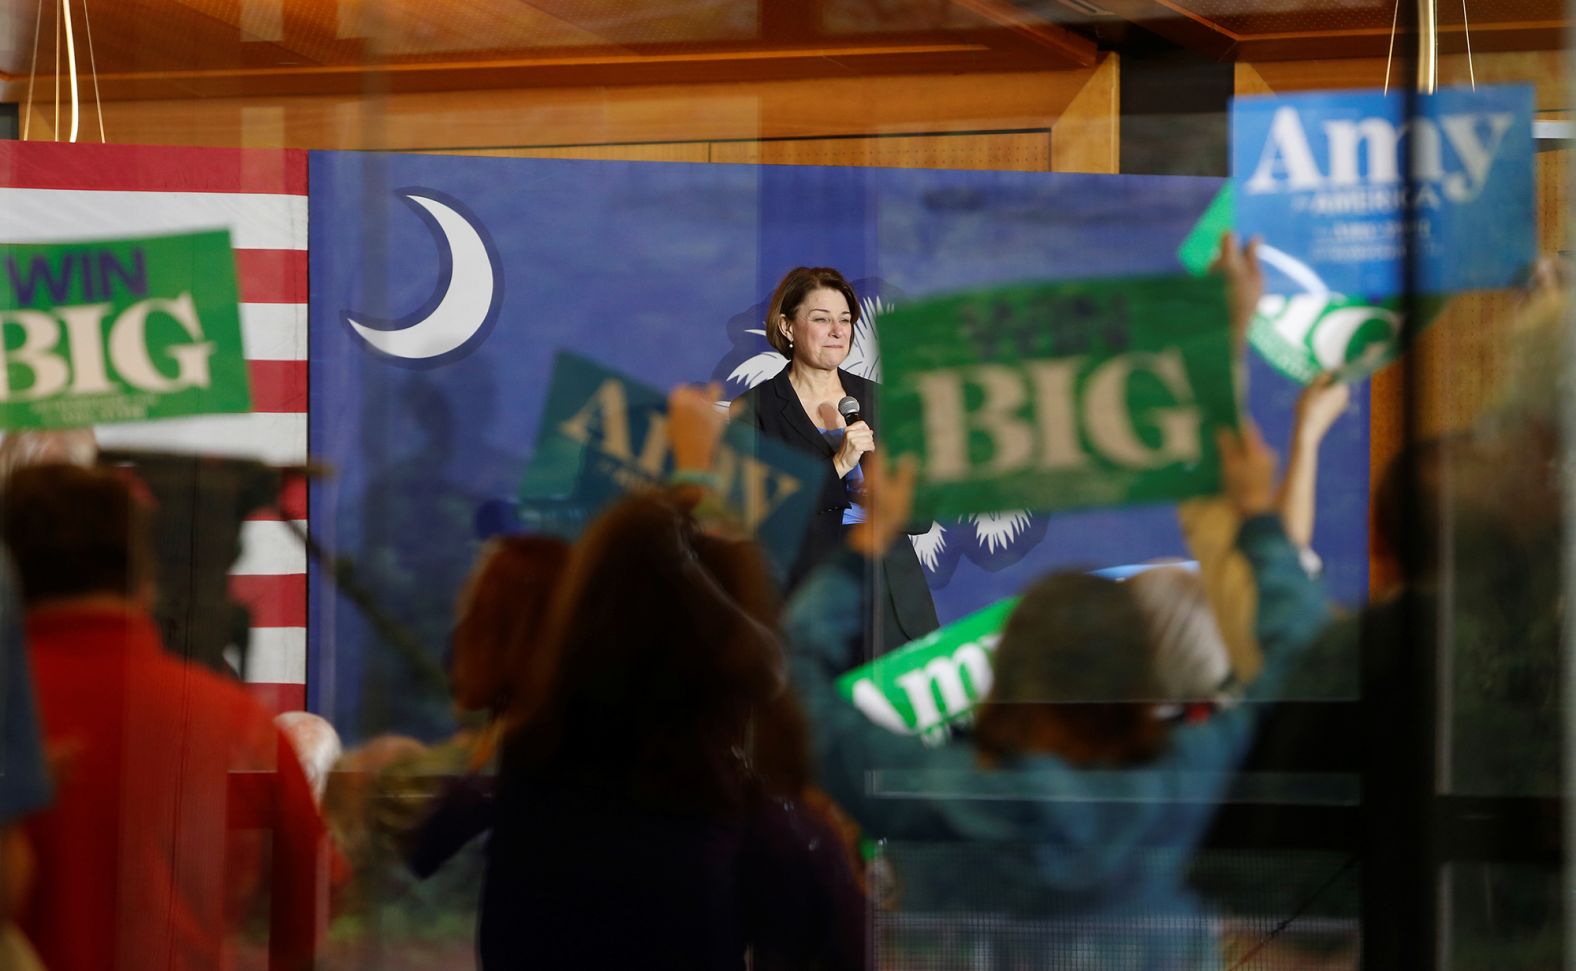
[780,242,1333,969]
[783,432,1328,967]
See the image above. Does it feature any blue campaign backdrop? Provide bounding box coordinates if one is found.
[307,152,1370,740]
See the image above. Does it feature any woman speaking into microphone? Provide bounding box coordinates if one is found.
[731,266,938,662]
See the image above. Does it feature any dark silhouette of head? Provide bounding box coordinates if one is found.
[975,571,1167,767]
[2,463,154,608]
[504,489,784,810]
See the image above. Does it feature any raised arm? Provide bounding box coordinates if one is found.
[1277,375,1351,551]
[1211,230,1263,402]
[1215,422,1331,694]
[1175,232,1269,681]
[1169,424,1332,770]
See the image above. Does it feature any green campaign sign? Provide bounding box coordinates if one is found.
[877,275,1240,520]
[836,596,1017,741]
[0,231,250,429]
[1177,184,1443,385]
[519,351,820,574]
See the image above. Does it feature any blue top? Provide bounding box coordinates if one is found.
[818,428,866,526]
[783,515,1330,965]
[0,562,51,824]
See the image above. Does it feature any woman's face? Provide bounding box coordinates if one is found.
[779,287,852,372]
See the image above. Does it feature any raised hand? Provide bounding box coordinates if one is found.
[847,453,918,558]
[1210,231,1264,352]
[1293,374,1351,448]
[668,382,726,473]
[1525,254,1573,300]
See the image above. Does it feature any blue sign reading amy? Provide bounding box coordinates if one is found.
[1232,85,1534,296]
[518,350,821,576]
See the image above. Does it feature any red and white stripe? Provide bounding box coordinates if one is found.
[0,143,309,714]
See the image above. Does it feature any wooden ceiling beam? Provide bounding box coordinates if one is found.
[47,32,1077,101]
[1235,20,1569,60]
[1053,0,1564,63]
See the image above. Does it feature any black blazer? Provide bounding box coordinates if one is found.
[733,367,938,649]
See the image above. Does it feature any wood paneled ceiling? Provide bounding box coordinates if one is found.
[0,0,1565,99]
[0,0,1096,97]
[1012,0,1568,60]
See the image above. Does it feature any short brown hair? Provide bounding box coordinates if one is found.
[974,572,1166,767]
[764,266,861,358]
[1,463,154,606]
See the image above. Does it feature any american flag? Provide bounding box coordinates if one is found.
[0,142,309,714]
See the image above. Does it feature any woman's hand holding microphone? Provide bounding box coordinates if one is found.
[818,402,874,479]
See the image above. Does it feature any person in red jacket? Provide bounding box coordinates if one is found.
[3,463,331,971]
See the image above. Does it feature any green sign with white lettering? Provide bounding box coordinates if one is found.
[0,230,250,428]
[1177,183,1444,384]
[876,275,1240,520]
[836,596,1018,741]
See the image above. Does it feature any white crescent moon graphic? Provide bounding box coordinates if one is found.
[346,193,496,360]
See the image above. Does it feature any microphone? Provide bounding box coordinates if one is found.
[837,395,871,476]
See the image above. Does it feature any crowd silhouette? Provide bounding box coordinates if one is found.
[0,238,1565,971]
